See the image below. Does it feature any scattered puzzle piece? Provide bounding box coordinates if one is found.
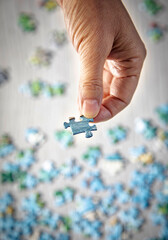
[20,79,65,98]
[82,146,101,166]
[140,0,163,15]
[106,222,123,240]
[38,0,59,11]
[74,195,98,215]
[0,67,9,86]
[22,193,45,215]
[99,152,124,176]
[0,163,38,189]
[25,128,46,147]
[155,104,168,125]
[55,130,74,148]
[99,155,124,176]
[59,159,81,178]
[107,125,127,144]
[135,118,157,139]
[39,232,55,240]
[130,146,153,164]
[0,134,15,158]
[0,193,14,214]
[19,173,38,189]
[150,185,168,239]
[156,128,168,149]
[148,22,165,42]
[29,47,53,67]
[105,152,123,161]
[16,149,36,170]
[98,195,118,217]
[54,187,75,206]
[70,196,102,238]
[39,210,60,229]
[81,170,108,192]
[118,207,144,231]
[71,211,102,239]
[52,30,67,46]
[38,161,59,182]
[113,183,131,204]
[64,116,97,138]
[18,13,37,32]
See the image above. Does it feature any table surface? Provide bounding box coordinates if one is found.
[0,0,168,239]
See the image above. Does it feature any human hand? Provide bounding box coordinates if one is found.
[57,0,146,122]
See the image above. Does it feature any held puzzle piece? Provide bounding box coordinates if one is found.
[64,116,97,138]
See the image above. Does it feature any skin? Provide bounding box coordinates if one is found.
[57,0,146,122]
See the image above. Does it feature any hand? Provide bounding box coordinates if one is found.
[57,0,146,122]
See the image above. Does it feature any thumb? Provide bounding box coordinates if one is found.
[79,48,105,119]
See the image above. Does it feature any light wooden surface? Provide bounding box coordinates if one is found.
[0,0,168,239]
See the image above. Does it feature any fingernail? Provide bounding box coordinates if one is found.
[82,99,99,118]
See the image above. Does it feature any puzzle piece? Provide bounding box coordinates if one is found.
[39,210,60,229]
[0,67,9,86]
[29,47,53,67]
[22,193,45,215]
[118,207,144,231]
[39,232,55,240]
[0,134,15,158]
[64,116,97,138]
[18,12,37,32]
[107,125,127,144]
[70,196,102,238]
[20,79,66,98]
[130,146,153,164]
[25,128,46,147]
[56,233,70,240]
[81,170,108,192]
[0,163,26,183]
[82,146,101,166]
[156,103,168,125]
[16,149,36,169]
[55,130,74,148]
[135,118,157,139]
[98,195,118,216]
[74,195,98,215]
[148,22,165,42]
[19,173,38,189]
[38,0,59,11]
[52,30,67,46]
[151,186,168,239]
[0,193,14,214]
[38,161,59,182]
[70,208,102,239]
[59,159,81,178]
[106,222,123,240]
[140,0,163,15]
[54,187,75,206]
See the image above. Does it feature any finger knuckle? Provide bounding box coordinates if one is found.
[80,80,102,92]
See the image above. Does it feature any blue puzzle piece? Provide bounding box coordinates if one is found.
[64,116,97,138]
[39,232,54,240]
[0,68,9,85]
[106,223,123,240]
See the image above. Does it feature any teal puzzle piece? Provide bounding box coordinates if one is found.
[64,116,97,138]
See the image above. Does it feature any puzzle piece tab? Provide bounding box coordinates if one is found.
[64,116,97,138]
